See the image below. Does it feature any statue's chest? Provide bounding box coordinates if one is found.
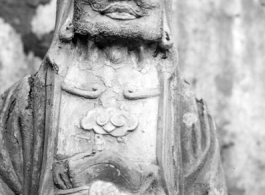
[56,64,160,163]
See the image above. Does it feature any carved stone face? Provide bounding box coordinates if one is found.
[73,0,163,41]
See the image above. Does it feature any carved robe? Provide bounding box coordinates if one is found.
[0,0,227,195]
[0,61,227,195]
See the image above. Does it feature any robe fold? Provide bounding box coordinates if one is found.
[0,61,227,194]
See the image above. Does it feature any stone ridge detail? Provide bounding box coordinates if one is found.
[81,107,139,137]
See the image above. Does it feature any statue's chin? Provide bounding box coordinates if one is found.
[73,19,162,42]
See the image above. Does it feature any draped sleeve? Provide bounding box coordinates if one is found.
[178,82,227,195]
[0,76,34,195]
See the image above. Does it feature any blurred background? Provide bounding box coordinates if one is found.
[0,0,265,194]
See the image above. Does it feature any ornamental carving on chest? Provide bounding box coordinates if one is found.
[0,0,227,195]
[81,107,139,137]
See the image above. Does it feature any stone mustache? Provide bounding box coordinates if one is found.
[0,0,227,195]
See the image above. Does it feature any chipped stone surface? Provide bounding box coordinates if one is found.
[58,57,160,165]
[183,113,198,128]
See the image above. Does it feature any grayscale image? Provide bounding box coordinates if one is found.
[0,0,263,195]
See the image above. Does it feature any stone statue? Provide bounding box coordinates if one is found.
[0,0,227,194]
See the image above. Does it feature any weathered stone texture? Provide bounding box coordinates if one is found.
[0,0,264,194]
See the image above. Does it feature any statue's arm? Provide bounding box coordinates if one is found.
[0,76,33,195]
[182,98,227,195]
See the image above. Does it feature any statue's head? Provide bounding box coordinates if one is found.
[63,0,163,42]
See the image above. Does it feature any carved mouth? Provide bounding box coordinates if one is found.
[92,3,144,20]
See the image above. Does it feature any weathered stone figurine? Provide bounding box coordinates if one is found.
[0,0,227,194]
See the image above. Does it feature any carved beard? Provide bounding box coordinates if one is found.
[73,0,163,42]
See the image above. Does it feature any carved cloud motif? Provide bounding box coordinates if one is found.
[81,107,138,137]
